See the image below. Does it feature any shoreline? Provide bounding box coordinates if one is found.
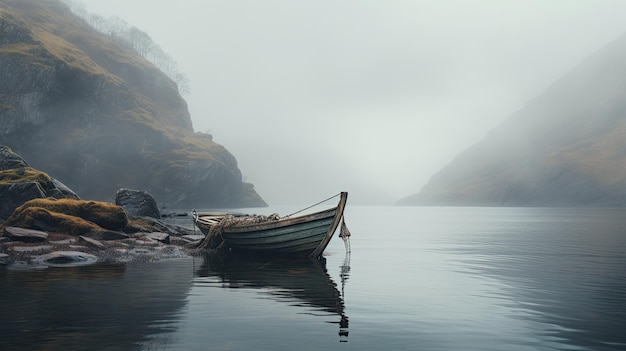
[0,218,208,269]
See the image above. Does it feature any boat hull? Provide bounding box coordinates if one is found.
[222,212,336,254]
[195,192,348,258]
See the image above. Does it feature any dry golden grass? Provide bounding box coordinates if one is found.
[0,167,53,187]
[1,1,223,145]
[3,206,101,235]
[548,122,626,185]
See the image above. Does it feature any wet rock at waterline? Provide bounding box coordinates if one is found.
[4,226,48,242]
[0,147,205,268]
[146,232,170,244]
[33,251,99,267]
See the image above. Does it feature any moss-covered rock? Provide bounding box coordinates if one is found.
[0,145,79,219]
[0,166,55,188]
[0,145,28,170]
[3,206,100,235]
[2,198,128,235]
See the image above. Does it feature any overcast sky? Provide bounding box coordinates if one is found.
[79,0,626,205]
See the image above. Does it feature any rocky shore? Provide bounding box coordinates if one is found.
[0,146,207,268]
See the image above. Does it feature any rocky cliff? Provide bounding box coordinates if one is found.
[0,0,266,208]
[399,33,626,207]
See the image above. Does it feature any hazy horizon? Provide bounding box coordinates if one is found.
[78,0,626,205]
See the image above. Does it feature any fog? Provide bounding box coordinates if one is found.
[79,0,626,205]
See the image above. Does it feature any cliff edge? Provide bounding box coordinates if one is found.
[0,0,266,208]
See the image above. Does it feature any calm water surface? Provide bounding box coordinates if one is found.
[1,206,625,350]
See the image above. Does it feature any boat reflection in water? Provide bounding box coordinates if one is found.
[196,252,350,342]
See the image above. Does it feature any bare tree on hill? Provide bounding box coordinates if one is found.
[60,0,190,95]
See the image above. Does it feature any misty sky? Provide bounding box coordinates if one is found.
[79,0,626,205]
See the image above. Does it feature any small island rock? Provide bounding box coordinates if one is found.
[116,188,161,219]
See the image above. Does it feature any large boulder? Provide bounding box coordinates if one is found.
[115,188,161,219]
[0,145,28,170]
[0,182,46,220]
[0,146,80,220]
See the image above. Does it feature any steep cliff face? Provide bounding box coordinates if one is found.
[399,33,626,207]
[0,0,266,207]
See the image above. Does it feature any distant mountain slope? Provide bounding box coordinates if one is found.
[399,33,626,207]
[0,0,266,207]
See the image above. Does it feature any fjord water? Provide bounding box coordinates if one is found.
[2,206,625,351]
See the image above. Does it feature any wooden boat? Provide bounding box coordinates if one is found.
[193,192,348,259]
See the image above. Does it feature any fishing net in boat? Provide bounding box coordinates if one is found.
[196,213,282,250]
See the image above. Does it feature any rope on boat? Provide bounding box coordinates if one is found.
[284,192,341,218]
[196,217,229,250]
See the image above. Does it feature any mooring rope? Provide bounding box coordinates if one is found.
[196,215,239,250]
[284,192,341,218]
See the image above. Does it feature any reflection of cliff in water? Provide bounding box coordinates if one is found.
[0,259,194,351]
[197,253,350,341]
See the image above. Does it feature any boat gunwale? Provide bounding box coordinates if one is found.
[223,207,338,233]
[196,205,339,233]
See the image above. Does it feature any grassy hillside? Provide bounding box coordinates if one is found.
[399,33,626,207]
[0,0,266,207]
